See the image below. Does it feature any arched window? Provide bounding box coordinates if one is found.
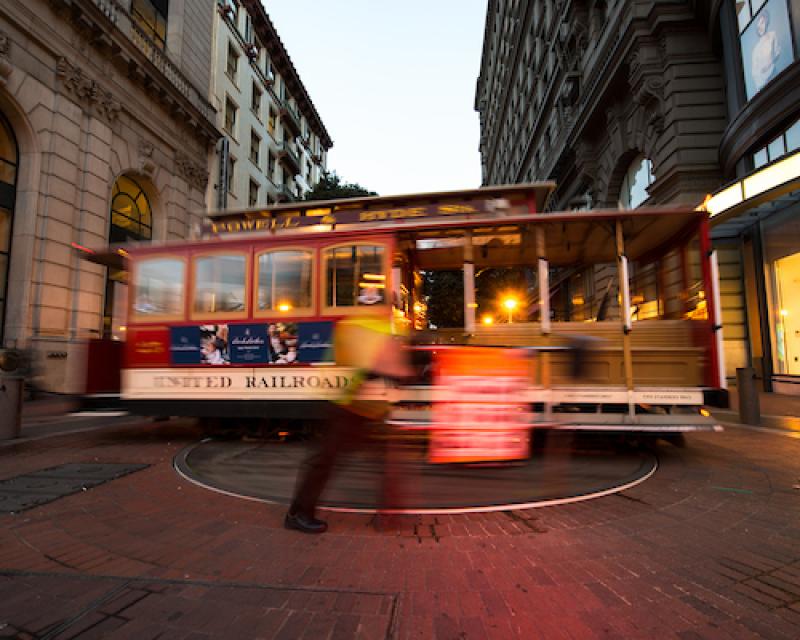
[0,110,18,345]
[105,175,153,339]
[110,175,152,243]
[619,155,654,209]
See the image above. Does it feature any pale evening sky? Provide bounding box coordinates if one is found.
[263,1,487,197]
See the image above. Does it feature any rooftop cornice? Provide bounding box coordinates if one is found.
[240,0,333,150]
[47,0,220,141]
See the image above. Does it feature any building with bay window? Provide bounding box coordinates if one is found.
[476,0,800,394]
[0,0,219,393]
[211,0,332,210]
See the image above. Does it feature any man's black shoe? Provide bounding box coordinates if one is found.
[284,511,328,534]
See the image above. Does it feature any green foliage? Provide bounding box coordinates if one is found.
[423,270,464,329]
[303,171,377,202]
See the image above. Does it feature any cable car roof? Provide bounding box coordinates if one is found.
[206,182,557,223]
[80,183,709,268]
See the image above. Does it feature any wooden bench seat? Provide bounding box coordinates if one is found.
[419,320,708,387]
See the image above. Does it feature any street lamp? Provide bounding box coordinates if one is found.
[481,314,494,326]
[503,297,518,323]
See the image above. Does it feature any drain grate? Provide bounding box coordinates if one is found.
[0,463,149,514]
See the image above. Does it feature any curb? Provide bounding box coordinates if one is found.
[1,414,146,448]
[712,411,800,431]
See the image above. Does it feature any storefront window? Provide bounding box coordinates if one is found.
[193,254,247,314]
[133,257,185,319]
[736,0,796,99]
[764,211,800,375]
[324,244,386,308]
[752,118,800,168]
[787,120,800,152]
[257,249,313,312]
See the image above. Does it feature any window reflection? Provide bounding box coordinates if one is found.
[619,155,654,209]
[134,258,185,317]
[194,254,247,314]
[325,245,386,308]
[257,250,313,312]
[131,0,168,50]
[110,175,152,243]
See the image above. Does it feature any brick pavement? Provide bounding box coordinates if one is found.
[0,418,799,638]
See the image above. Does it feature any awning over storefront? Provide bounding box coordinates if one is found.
[705,149,800,236]
[710,189,800,240]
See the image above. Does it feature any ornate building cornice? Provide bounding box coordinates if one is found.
[47,0,220,144]
[56,57,121,123]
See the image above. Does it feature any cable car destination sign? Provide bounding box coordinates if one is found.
[202,196,530,236]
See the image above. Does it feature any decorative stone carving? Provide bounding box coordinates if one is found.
[138,138,154,158]
[627,48,665,135]
[137,138,156,176]
[0,30,12,84]
[55,57,121,122]
[175,151,209,191]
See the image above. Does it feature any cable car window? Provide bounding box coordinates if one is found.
[193,254,247,314]
[324,244,386,308]
[133,257,185,318]
[257,249,313,313]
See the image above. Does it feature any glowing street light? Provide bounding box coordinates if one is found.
[503,297,519,323]
[481,314,494,325]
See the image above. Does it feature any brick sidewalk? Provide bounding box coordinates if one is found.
[1,419,799,638]
[713,388,800,431]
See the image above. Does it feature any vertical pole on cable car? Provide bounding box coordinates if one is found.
[699,217,726,389]
[463,231,476,334]
[392,252,403,335]
[536,226,551,421]
[616,220,635,417]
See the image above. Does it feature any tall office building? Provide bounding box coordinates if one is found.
[0,0,219,392]
[211,0,332,210]
[476,1,800,393]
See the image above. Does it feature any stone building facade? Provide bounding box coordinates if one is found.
[476,0,726,209]
[475,0,800,391]
[211,0,332,210]
[0,0,219,393]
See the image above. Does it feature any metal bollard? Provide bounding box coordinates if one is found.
[736,367,760,426]
[0,349,24,440]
